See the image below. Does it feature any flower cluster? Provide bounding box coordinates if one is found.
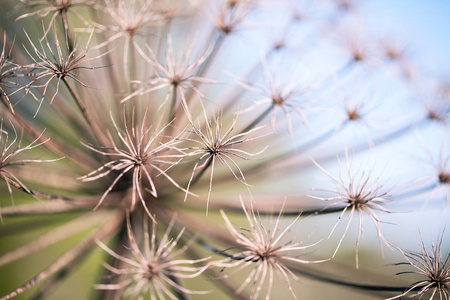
[389,233,450,300]
[0,0,449,299]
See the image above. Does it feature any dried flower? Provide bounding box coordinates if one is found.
[15,0,94,39]
[95,213,209,300]
[0,0,448,299]
[389,231,450,300]
[0,120,59,209]
[23,27,94,115]
[204,0,253,35]
[182,107,266,210]
[121,34,214,112]
[311,155,391,268]
[79,111,187,219]
[237,55,310,141]
[218,198,326,300]
[0,34,26,112]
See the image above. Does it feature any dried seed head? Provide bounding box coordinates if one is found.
[389,231,450,300]
[101,0,161,38]
[181,106,265,211]
[421,81,450,123]
[23,27,95,114]
[236,55,310,143]
[346,105,360,121]
[15,0,94,39]
[439,171,450,185]
[310,155,391,268]
[203,0,252,35]
[335,0,356,12]
[218,198,326,300]
[0,33,30,113]
[95,213,209,299]
[121,34,214,109]
[334,20,377,66]
[79,111,187,220]
[0,119,61,213]
[427,107,448,123]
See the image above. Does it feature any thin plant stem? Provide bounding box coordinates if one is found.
[188,156,213,188]
[30,245,91,300]
[248,116,429,178]
[0,211,123,300]
[240,105,273,134]
[196,32,225,80]
[94,216,128,300]
[90,8,121,96]
[391,182,439,200]
[288,263,408,293]
[168,85,178,126]
[306,117,430,167]
[0,211,110,267]
[184,31,226,107]
[62,77,104,145]
[1,201,92,217]
[311,58,356,95]
[185,239,248,300]
[0,94,92,168]
[60,10,74,53]
[0,176,73,203]
[216,122,348,186]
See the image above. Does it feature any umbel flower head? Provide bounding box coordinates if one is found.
[95,212,210,299]
[0,119,61,210]
[310,154,391,268]
[15,0,95,40]
[218,198,326,300]
[181,105,266,210]
[78,110,188,221]
[0,0,449,299]
[120,34,215,111]
[389,232,450,300]
[0,33,30,114]
[23,26,96,115]
[236,55,311,143]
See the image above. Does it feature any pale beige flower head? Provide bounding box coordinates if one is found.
[95,213,210,300]
[310,154,391,268]
[218,198,326,300]
[389,231,450,300]
[79,110,188,221]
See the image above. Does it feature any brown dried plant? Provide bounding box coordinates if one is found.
[389,232,450,300]
[0,0,448,299]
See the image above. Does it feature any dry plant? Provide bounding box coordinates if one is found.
[0,0,449,299]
